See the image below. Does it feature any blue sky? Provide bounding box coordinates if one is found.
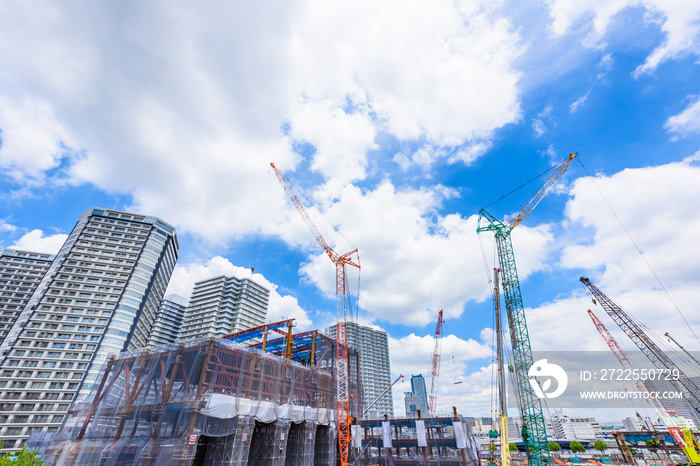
[1,1,699,420]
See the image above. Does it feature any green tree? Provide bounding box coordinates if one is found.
[549,442,562,452]
[509,443,518,452]
[0,446,44,466]
[488,444,498,453]
[645,438,660,453]
[570,441,586,453]
[594,440,608,454]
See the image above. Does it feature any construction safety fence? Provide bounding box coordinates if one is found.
[28,337,361,465]
[350,415,481,466]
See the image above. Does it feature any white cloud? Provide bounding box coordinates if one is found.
[569,90,591,113]
[514,157,700,355]
[532,119,547,137]
[561,158,700,290]
[665,97,700,139]
[0,220,17,233]
[288,98,377,201]
[290,0,523,148]
[0,95,77,184]
[545,1,700,75]
[166,256,313,329]
[10,229,67,254]
[532,105,553,137]
[0,1,524,247]
[297,181,554,326]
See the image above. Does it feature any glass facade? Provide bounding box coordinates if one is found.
[179,275,270,341]
[0,208,178,451]
[325,321,394,418]
[0,250,54,344]
[146,294,187,347]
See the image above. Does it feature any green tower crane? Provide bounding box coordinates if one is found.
[477,153,577,466]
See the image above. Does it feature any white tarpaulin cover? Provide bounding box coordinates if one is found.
[415,420,427,447]
[203,394,335,425]
[454,421,467,449]
[382,421,392,449]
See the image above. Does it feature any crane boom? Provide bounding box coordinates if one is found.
[428,310,444,415]
[580,277,700,417]
[271,163,359,466]
[506,153,577,229]
[665,332,700,367]
[477,153,577,466]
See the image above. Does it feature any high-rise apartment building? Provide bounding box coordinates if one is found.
[324,322,393,418]
[146,294,187,347]
[404,374,428,416]
[0,249,54,343]
[178,275,269,341]
[0,208,178,451]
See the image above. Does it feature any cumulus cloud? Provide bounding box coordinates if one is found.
[297,181,554,326]
[290,0,522,148]
[516,157,700,355]
[0,1,524,247]
[10,229,67,254]
[545,0,700,76]
[561,158,700,289]
[665,97,700,139]
[0,96,77,184]
[166,256,313,329]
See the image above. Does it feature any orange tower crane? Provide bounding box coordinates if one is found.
[428,309,444,415]
[270,163,360,466]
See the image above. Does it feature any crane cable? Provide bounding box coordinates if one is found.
[483,163,558,211]
[576,156,699,345]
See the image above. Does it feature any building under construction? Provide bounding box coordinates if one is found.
[354,411,481,466]
[29,319,363,465]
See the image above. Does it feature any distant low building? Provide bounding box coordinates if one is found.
[622,416,644,432]
[546,409,603,440]
[546,409,601,441]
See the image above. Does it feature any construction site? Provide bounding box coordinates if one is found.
[31,321,362,465]
[22,155,700,466]
[28,321,481,466]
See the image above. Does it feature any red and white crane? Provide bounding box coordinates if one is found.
[428,309,444,415]
[270,163,359,466]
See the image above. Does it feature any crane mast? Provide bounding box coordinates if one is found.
[494,269,511,466]
[428,309,444,415]
[580,277,700,417]
[477,152,577,466]
[271,163,360,466]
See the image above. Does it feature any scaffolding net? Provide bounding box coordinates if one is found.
[29,331,362,466]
